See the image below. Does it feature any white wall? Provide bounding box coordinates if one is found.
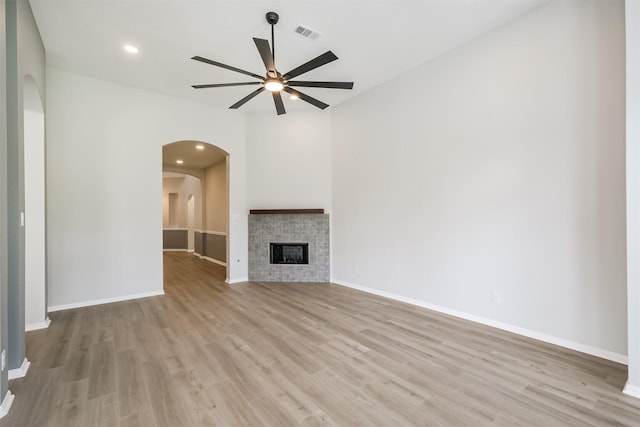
[24,108,46,328]
[162,177,182,228]
[332,0,626,357]
[162,174,202,230]
[246,110,332,212]
[46,69,247,308]
[204,159,227,233]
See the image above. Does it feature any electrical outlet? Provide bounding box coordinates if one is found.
[1,350,6,371]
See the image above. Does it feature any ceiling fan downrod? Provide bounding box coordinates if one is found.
[266,12,279,66]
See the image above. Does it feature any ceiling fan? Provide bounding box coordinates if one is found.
[191,11,354,115]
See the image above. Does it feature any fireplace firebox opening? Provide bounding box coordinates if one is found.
[270,243,309,265]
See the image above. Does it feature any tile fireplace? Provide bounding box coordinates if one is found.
[248,210,329,282]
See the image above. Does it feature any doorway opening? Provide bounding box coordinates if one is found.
[162,141,229,285]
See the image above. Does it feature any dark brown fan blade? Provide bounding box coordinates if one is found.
[253,38,276,77]
[192,56,264,80]
[230,87,266,109]
[192,82,262,89]
[272,91,286,115]
[282,51,339,80]
[283,87,329,110]
[287,81,353,89]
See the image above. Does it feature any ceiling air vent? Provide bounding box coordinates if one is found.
[294,25,320,40]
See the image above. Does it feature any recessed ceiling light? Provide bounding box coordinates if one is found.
[195,144,205,150]
[290,94,299,100]
[176,159,184,164]
[124,44,138,54]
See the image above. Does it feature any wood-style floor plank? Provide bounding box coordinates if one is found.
[1,251,639,426]
[51,378,89,427]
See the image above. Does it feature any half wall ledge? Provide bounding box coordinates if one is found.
[249,209,324,214]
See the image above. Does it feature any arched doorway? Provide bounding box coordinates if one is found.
[162,141,229,283]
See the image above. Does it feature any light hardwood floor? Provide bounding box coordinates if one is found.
[2,251,639,426]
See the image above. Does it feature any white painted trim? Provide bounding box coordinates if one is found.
[202,256,226,267]
[626,0,640,398]
[48,290,165,312]
[162,248,188,252]
[227,277,248,284]
[195,230,227,236]
[25,316,51,332]
[192,252,227,267]
[8,358,30,380]
[333,279,628,365]
[0,391,14,419]
[624,381,640,399]
[187,249,194,253]
[163,228,189,231]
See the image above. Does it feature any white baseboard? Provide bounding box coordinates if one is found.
[193,252,227,267]
[0,391,14,419]
[26,316,51,332]
[624,381,640,399]
[333,279,628,365]
[8,358,30,380]
[195,230,227,236]
[48,290,165,312]
[227,277,248,284]
[204,256,226,267]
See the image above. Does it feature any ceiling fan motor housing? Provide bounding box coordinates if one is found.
[266,12,279,25]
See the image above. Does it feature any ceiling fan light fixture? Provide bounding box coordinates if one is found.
[264,78,284,92]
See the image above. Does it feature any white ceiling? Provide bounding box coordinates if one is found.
[163,140,227,170]
[29,0,547,114]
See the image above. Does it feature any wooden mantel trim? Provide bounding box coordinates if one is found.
[249,209,325,215]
